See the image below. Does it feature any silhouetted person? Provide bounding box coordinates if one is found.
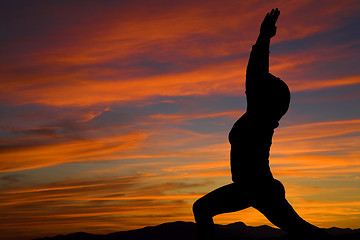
[193,9,327,240]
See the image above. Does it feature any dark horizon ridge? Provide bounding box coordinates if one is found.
[33,221,360,240]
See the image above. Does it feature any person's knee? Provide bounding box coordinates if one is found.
[193,198,210,217]
[273,179,286,197]
[192,198,202,216]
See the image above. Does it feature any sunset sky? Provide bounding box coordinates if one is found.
[1,0,360,239]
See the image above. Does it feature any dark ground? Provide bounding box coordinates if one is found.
[33,221,360,240]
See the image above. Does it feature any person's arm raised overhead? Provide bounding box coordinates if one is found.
[246,8,280,90]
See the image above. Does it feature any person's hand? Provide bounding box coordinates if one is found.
[260,8,280,39]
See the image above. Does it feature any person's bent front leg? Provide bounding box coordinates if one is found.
[193,183,252,240]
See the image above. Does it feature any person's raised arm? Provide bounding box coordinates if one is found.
[246,8,280,90]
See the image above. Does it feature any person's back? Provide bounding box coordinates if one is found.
[229,112,274,184]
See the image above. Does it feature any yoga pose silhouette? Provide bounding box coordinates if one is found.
[193,9,327,240]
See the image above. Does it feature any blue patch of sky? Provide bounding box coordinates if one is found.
[151,95,246,114]
[272,13,360,79]
[91,94,248,136]
[0,104,58,129]
[92,99,182,126]
[273,12,360,54]
[97,94,245,120]
[178,117,231,134]
[144,95,247,134]
[85,32,251,79]
[289,84,360,123]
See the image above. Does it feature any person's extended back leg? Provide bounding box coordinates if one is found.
[193,183,251,240]
[253,180,327,237]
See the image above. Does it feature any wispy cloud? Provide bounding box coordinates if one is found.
[0,130,149,172]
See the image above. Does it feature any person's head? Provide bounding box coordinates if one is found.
[265,73,290,121]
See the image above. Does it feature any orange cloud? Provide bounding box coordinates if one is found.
[0,174,199,239]
[275,119,360,141]
[1,1,359,107]
[0,130,149,173]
